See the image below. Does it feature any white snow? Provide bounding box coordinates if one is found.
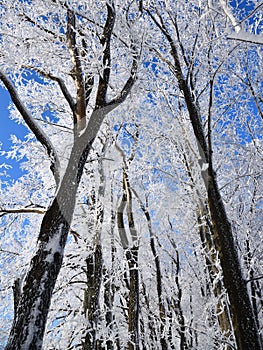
[44,224,64,263]
[228,30,263,45]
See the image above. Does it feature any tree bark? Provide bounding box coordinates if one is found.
[82,244,103,350]
[5,139,92,350]
[126,247,140,350]
[208,171,262,350]
[198,213,233,346]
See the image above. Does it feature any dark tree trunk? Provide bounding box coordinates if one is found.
[103,267,115,350]
[126,246,140,350]
[198,213,233,346]
[5,140,92,350]
[244,235,262,336]
[5,206,68,350]
[208,171,262,350]
[82,244,103,350]
[133,189,169,350]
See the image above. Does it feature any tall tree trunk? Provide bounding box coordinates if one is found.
[116,150,140,350]
[82,140,107,350]
[183,151,232,345]
[148,10,262,347]
[244,235,261,336]
[83,244,103,350]
[132,189,168,349]
[198,213,233,346]
[208,171,262,350]
[126,247,140,350]
[5,139,92,350]
[103,267,115,350]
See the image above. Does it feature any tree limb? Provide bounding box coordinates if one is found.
[95,1,116,107]
[228,31,263,45]
[107,53,138,107]
[246,275,263,284]
[66,9,86,132]
[0,249,20,256]
[0,207,46,217]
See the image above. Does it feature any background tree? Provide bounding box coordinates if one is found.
[144,0,262,348]
[0,1,138,348]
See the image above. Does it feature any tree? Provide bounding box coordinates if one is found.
[0,1,138,348]
[0,0,262,349]
[144,0,262,348]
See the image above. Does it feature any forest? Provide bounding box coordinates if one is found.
[0,1,262,349]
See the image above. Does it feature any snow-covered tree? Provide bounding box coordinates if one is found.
[0,0,262,349]
[0,1,139,348]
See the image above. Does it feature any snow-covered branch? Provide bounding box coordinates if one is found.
[95,2,116,107]
[107,53,138,108]
[219,0,241,33]
[0,71,61,185]
[66,9,86,132]
[218,0,263,45]
[21,65,75,113]
[228,30,263,45]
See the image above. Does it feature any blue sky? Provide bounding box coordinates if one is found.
[0,85,28,182]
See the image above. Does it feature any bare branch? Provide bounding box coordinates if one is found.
[240,2,263,24]
[246,275,263,283]
[0,207,46,217]
[228,31,263,45]
[0,249,20,256]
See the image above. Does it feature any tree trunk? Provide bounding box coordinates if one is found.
[83,244,103,350]
[208,171,262,350]
[161,21,262,347]
[134,191,168,350]
[198,213,233,344]
[5,139,92,350]
[127,246,140,350]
